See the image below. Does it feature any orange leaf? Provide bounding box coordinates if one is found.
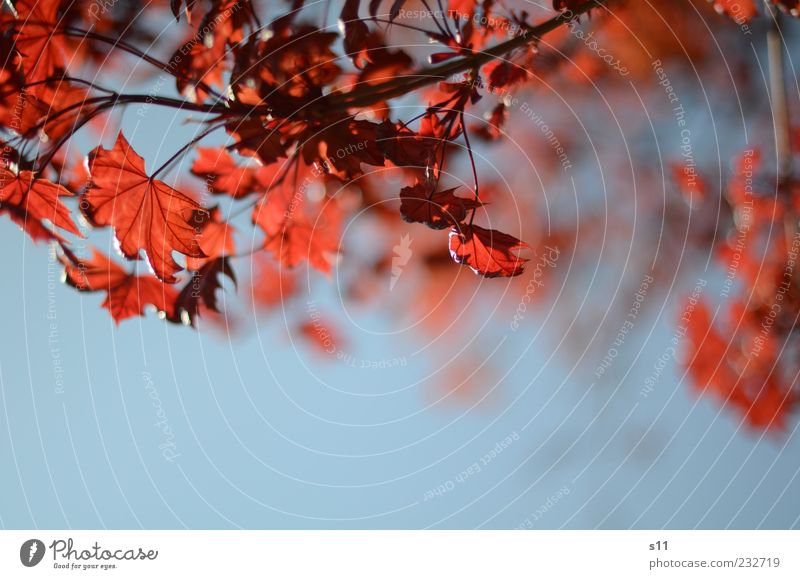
[0,168,81,237]
[84,133,205,283]
[62,249,177,324]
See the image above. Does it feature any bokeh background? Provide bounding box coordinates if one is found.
[1,0,800,529]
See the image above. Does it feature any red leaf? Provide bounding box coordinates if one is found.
[28,82,95,141]
[172,34,227,103]
[170,257,236,326]
[474,103,508,141]
[61,249,177,324]
[377,121,437,168]
[8,0,71,84]
[186,206,236,270]
[249,255,297,309]
[399,181,481,229]
[226,117,286,165]
[191,147,260,198]
[252,183,299,238]
[448,224,528,277]
[0,167,81,237]
[83,133,205,283]
[300,118,385,179]
[265,217,340,274]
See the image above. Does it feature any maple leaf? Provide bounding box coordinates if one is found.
[298,316,343,354]
[61,248,177,324]
[226,116,286,166]
[8,0,71,85]
[448,224,528,277]
[474,103,508,141]
[191,147,260,198]
[248,254,297,309]
[670,161,708,205]
[239,26,340,99]
[252,183,299,238]
[377,121,438,168]
[172,0,251,102]
[186,206,236,270]
[0,167,81,237]
[83,133,205,283]
[399,181,482,229]
[351,36,413,118]
[263,197,342,275]
[300,118,385,178]
[450,0,484,18]
[170,257,236,326]
[265,217,340,274]
[172,33,228,103]
[28,82,96,141]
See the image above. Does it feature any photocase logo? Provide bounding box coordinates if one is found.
[390,234,413,291]
[20,539,45,567]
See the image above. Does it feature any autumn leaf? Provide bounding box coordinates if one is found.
[226,117,286,165]
[448,224,528,277]
[474,103,508,141]
[8,0,71,84]
[300,118,384,179]
[0,167,81,237]
[186,206,236,270]
[191,147,261,198]
[29,82,95,141]
[170,257,236,326]
[61,248,177,324]
[248,255,297,309]
[83,133,205,283]
[265,217,340,274]
[399,181,482,229]
[377,121,438,168]
[252,184,299,238]
[298,316,343,354]
[172,34,227,103]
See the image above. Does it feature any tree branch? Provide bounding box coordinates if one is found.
[766,2,793,185]
[326,0,607,111]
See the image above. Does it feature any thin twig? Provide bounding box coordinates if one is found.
[766,2,793,185]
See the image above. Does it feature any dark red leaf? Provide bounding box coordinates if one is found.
[448,224,528,277]
[399,181,482,229]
